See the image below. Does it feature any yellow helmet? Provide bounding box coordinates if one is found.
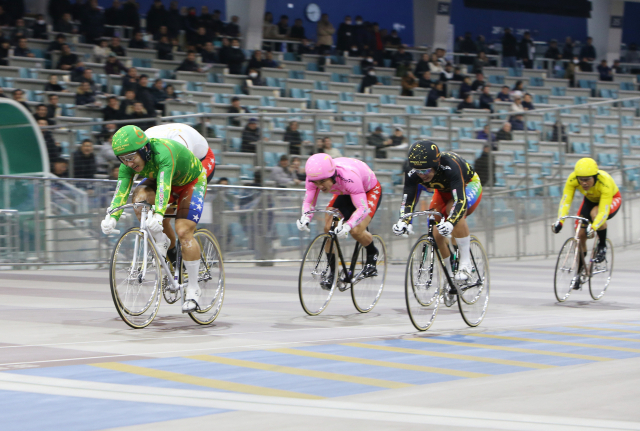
[574,157,598,177]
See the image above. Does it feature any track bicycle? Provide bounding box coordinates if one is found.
[107,202,225,328]
[553,215,614,302]
[298,209,387,315]
[403,210,490,331]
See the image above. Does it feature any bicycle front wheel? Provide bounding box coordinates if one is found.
[405,237,441,331]
[351,235,387,313]
[189,229,225,325]
[554,237,579,302]
[110,228,162,329]
[299,233,336,315]
[457,236,490,327]
[589,238,614,300]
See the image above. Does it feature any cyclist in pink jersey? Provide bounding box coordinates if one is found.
[297,154,382,287]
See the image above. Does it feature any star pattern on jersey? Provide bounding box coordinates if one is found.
[192,214,200,222]
[368,200,375,207]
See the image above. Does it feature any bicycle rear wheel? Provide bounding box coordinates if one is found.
[554,238,579,302]
[110,228,162,329]
[188,229,225,325]
[405,237,441,331]
[589,238,614,300]
[351,235,387,313]
[458,236,490,327]
[299,233,336,315]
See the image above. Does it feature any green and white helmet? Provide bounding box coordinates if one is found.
[111,125,149,156]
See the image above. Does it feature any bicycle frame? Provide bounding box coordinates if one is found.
[559,215,596,277]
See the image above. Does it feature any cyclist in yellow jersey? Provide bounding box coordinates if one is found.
[552,158,621,289]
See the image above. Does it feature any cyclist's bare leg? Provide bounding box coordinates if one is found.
[176,219,200,261]
[350,215,373,247]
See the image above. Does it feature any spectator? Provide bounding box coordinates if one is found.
[228,96,248,127]
[243,68,265,94]
[49,0,73,24]
[73,139,96,178]
[118,89,137,117]
[109,37,126,57]
[13,38,33,58]
[290,156,306,181]
[479,84,494,112]
[459,76,473,99]
[201,42,218,64]
[31,14,48,39]
[512,80,525,93]
[153,25,169,42]
[149,78,167,112]
[284,120,308,155]
[551,119,567,144]
[459,31,477,54]
[93,39,111,63]
[316,13,335,55]
[352,16,368,51]
[225,38,245,74]
[145,0,166,37]
[597,59,613,81]
[418,70,433,89]
[456,93,476,112]
[105,0,124,35]
[12,89,31,112]
[248,50,265,71]
[0,40,8,66]
[193,26,211,53]
[241,118,262,153]
[129,31,148,49]
[522,93,535,110]
[471,73,485,91]
[52,157,69,177]
[199,5,213,31]
[55,12,76,34]
[336,16,353,53]
[496,122,512,141]
[80,68,99,93]
[47,94,62,118]
[510,114,525,131]
[121,67,139,95]
[440,63,454,81]
[429,53,444,74]
[510,95,524,113]
[359,67,380,93]
[562,36,575,60]
[128,101,154,128]
[136,74,156,115]
[476,125,495,142]
[297,38,316,57]
[217,177,229,185]
[452,66,466,81]
[47,34,67,56]
[496,85,511,102]
[75,81,97,106]
[263,51,279,68]
[565,56,580,87]
[401,71,418,96]
[176,51,203,72]
[122,0,141,32]
[579,37,596,72]
[474,145,495,187]
[612,59,623,74]
[276,14,290,38]
[105,52,127,75]
[103,95,121,122]
[57,44,78,70]
[225,15,241,38]
[348,44,361,57]
[386,29,402,47]
[435,47,447,67]
[108,163,120,180]
[473,51,489,74]
[518,31,534,69]
[426,81,446,107]
[390,127,406,147]
[626,43,640,63]
[165,84,178,100]
[501,28,518,68]
[476,35,488,54]
[157,36,173,60]
[367,126,389,158]
[71,0,88,22]
[545,39,561,60]
[321,137,342,158]
[81,0,105,44]
[392,45,413,77]
[34,104,53,124]
[414,53,430,76]
[270,154,299,187]
[262,12,280,50]
[39,119,62,164]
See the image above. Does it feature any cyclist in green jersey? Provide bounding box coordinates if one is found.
[100,125,207,312]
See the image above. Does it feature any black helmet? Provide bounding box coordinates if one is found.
[408,140,441,170]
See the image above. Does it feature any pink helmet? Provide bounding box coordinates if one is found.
[305,153,336,180]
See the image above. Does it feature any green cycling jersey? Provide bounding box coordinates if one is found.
[108,138,204,220]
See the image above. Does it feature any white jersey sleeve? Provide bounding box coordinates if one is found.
[145,123,209,160]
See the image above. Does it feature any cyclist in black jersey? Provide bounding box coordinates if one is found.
[392,140,483,281]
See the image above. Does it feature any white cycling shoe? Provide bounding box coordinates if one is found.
[454,264,474,282]
[182,285,202,312]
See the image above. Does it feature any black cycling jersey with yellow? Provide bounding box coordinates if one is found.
[401,151,475,225]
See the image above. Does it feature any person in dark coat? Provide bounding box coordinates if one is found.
[80,0,104,44]
[479,85,494,112]
[121,0,140,31]
[135,74,156,116]
[336,16,353,53]
[165,1,181,38]
[129,31,148,49]
[474,145,495,187]
[57,44,79,70]
[418,71,433,89]
[225,39,246,75]
[241,118,262,153]
[156,36,173,60]
[283,121,305,155]
[227,97,248,127]
[38,119,62,164]
[104,0,124,31]
[73,139,97,179]
[501,28,518,68]
[359,68,379,93]
[456,94,476,113]
[426,81,446,107]
[579,37,596,72]
[414,53,431,76]
[103,96,121,122]
[176,51,203,72]
[49,0,73,24]
[31,14,48,39]
[75,81,96,105]
[562,37,575,60]
[145,0,166,37]
[105,52,128,75]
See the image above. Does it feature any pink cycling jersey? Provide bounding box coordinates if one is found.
[302,157,378,228]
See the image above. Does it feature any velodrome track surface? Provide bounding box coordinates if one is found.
[1,245,640,431]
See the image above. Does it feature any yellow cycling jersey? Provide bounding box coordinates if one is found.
[557,169,619,230]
